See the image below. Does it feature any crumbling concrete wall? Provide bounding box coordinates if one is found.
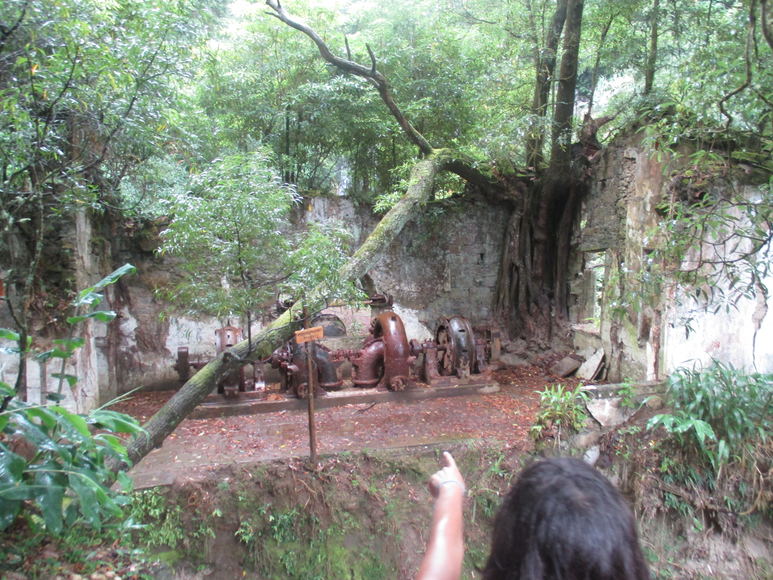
[572,136,772,380]
[365,195,510,338]
[3,186,507,410]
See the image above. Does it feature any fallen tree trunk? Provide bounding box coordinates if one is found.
[120,154,446,468]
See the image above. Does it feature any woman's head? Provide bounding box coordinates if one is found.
[482,457,649,580]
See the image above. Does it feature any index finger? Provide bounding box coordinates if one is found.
[441,451,456,469]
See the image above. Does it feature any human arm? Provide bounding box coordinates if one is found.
[416,451,466,580]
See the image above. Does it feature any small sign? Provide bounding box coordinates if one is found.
[295,326,324,344]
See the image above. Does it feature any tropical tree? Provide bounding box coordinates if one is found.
[157,150,358,348]
[0,0,222,399]
[106,0,773,465]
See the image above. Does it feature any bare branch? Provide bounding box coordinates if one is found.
[265,0,434,156]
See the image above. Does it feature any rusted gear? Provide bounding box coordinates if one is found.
[294,381,309,399]
[389,376,408,391]
[435,316,475,378]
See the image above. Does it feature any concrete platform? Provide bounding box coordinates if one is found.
[190,381,500,419]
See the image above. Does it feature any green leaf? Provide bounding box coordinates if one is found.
[0,495,21,530]
[26,406,60,431]
[88,409,143,434]
[0,484,36,501]
[0,329,20,341]
[73,264,136,308]
[68,471,100,527]
[51,407,91,438]
[94,433,128,458]
[0,448,27,484]
[8,414,51,447]
[51,373,79,387]
[690,419,716,445]
[33,471,65,535]
[53,337,86,350]
[35,348,74,362]
[66,310,117,325]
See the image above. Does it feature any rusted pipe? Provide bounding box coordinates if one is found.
[351,339,385,387]
[375,311,412,390]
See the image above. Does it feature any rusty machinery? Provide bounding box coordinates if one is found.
[174,325,261,397]
[268,341,343,399]
[270,311,495,399]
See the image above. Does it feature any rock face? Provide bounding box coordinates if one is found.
[367,195,510,332]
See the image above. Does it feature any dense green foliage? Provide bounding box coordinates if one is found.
[0,0,221,236]
[195,0,770,187]
[3,0,768,325]
[0,266,143,535]
[157,150,360,321]
[648,361,772,472]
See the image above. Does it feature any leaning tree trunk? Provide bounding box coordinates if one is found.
[120,155,445,469]
[119,1,515,470]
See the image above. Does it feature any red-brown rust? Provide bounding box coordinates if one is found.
[375,311,414,389]
[351,339,385,387]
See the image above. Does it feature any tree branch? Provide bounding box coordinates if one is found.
[265,0,434,156]
[760,0,773,50]
[719,1,755,128]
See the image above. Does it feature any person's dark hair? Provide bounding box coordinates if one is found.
[482,457,650,580]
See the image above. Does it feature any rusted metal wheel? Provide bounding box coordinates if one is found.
[294,380,309,399]
[436,325,452,376]
[435,316,475,378]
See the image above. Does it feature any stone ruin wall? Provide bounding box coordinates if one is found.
[1,191,508,411]
[5,136,769,412]
[570,135,772,381]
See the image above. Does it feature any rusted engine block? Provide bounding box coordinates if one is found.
[270,311,494,399]
[268,341,342,399]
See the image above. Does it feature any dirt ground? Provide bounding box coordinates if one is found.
[114,365,572,489]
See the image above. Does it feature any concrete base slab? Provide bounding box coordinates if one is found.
[191,381,500,419]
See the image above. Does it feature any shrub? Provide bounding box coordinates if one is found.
[0,265,143,534]
[530,383,589,447]
[647,361,772,473]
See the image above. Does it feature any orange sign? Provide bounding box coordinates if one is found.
[294,326,324,344]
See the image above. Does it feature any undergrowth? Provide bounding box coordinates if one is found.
[530,383,589,448]
[606,362,773,577]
